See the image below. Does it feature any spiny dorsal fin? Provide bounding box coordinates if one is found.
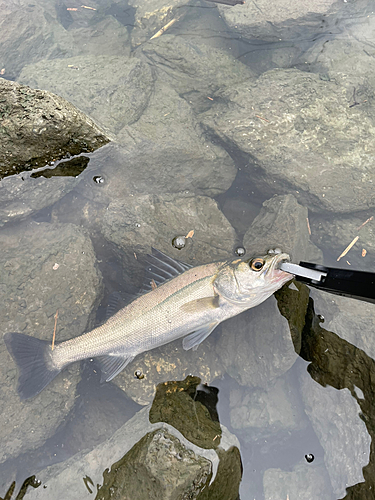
[141,248,192,293]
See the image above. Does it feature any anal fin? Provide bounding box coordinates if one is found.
[182,322,219,351]
[95,354,134,382]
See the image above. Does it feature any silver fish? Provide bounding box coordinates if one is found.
[4,248,292,399]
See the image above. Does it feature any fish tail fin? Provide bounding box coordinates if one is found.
[4,332,60,400]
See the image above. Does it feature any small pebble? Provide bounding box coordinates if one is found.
[172,236,186,250]
[234,246,246,257]
[134,369,144,380]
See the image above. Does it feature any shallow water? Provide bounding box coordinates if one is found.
[1,0,375,499]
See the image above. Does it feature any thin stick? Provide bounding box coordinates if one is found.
[52,310,58,350]
[306,217,311,235]
[357,216,373,231]
[150,18,177,39]
[255,115,270,123]
[337,236,359,261]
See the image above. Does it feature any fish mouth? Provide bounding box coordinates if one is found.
[267,252,293,283]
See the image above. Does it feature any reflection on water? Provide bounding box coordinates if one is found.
[0,0,375,498]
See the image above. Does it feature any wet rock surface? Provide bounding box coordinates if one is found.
[149,376,221,449]
[95,428,211,500]
[0,78,110,179]
[243,194,322,263]
[0,221,102,484]
[201,68,375,213]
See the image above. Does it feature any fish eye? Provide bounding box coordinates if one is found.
[250,258,265,271]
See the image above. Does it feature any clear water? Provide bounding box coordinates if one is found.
[1,1,375,499]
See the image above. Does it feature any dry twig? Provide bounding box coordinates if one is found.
[52,310,59,350]
[337,236,359,261]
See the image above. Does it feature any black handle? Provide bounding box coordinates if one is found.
[296,262,375,304]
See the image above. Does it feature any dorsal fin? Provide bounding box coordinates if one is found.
[141,248,192,293]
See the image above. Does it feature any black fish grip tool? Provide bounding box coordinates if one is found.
[280,262,375,305]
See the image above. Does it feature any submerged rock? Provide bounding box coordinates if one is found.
[0,222,102,486]
[23,381,241,500]
[216,296,298,389]
[19,55,154,136]
[128,0,188,47]
[113,336,223,406]
[243,194,322,263]
[301,11,375,91]
[98,192,237,284]
[0,0,131,81]
[138,34,256,99]
[217,0,350,42]
[95,428,211,500]
[201,68,375,213]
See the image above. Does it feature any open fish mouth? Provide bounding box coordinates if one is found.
[266,251,292,283]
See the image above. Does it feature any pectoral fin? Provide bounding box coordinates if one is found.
[181,295,220,314]
[95,354,135,382]
[182,321,219,351]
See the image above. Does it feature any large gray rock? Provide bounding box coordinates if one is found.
[201,68,375,213]
[299,366,371,498]
[138,34,256,98]
[116,81,237,192]
[243,194,322,263]
[19,55,154,136]
[216,296,298,389]
[0,78,110,179]
[217,0,347,42]
[263,462,333,500]
[0,222,102,475]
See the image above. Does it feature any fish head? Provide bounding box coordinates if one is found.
[213,249,293,306]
